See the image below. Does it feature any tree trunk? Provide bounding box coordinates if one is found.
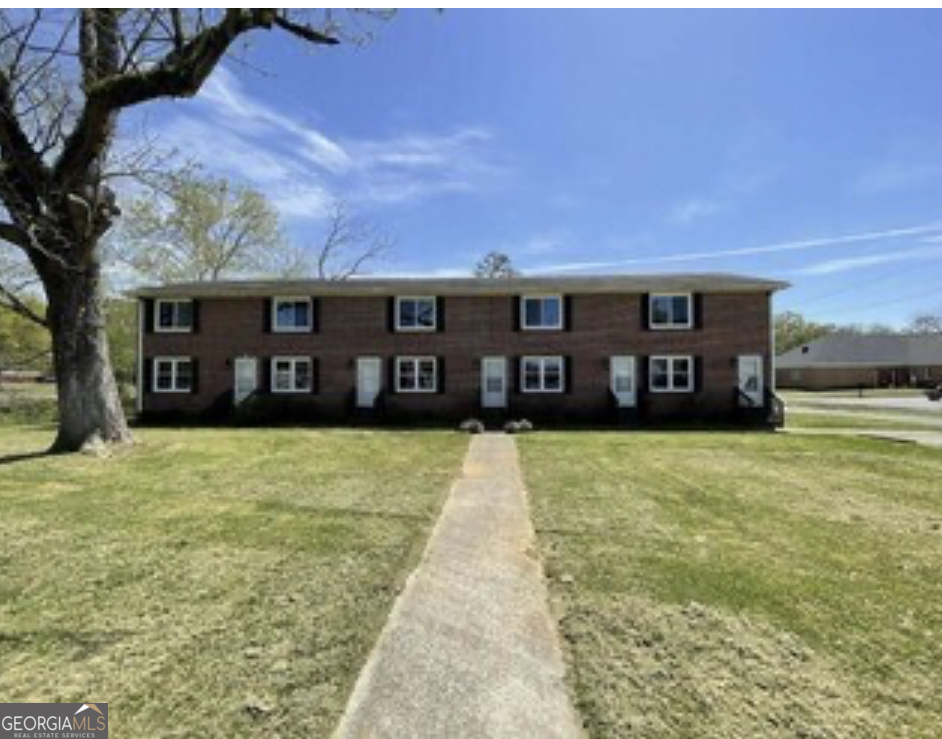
[44,250,131,453]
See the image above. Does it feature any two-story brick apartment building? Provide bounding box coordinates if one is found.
[133,274,787,425]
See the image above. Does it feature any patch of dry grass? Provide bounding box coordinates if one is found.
[521,432,942,737]
[0,426,466,737]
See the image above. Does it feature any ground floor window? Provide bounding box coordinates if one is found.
[649,355,693,392]
[154,357,193,392]
[521,356,564,392]
[271,357,312,393]
[396,356,437,392]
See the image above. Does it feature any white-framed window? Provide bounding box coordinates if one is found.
[273,297,312,332]
[153,357,193,393]
[521,356,565,393]
[155,299,193,332]
[649,293,693,330]
[271,356,312,393]
[521,295,563,330]
[395,296,437,332]
[396,356,437,393]
[649,355,694,393]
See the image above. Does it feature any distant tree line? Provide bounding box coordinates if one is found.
[775,310,942,354]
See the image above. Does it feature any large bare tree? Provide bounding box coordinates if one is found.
[0,10,377,452]
[313,201,391,280]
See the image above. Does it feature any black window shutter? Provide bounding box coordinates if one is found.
[262,299,272,333]
[437,356,446,393]
[694,356,703,392]
[191,300,200,333]
[564,356,573,394]
[436,297,446,332]
[564,296,573,331]
[143,299,155,334]
[512,297,521,331]
[637,355,647,394]
[387,357,398,394]
[387,297,397,333]
[311,299,320,333]
[693,293,704,330]
[640,294,650,331]
[259,357,270,394]
[514,356,522,393]
[142,358,153,393]
[190,359,199,394]
[310,357,320,394]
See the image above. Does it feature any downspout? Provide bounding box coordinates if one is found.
[769,290,776,393]
[135,297,144,416]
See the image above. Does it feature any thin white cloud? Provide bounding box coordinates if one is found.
[669,198,726,225]
[519,234,566,256]
[369,267,470,279]
[155,66,504,221]
[531,222,942,274]
[200,68,352,174]
[792,244,942,276]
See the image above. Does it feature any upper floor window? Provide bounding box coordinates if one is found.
[521,295,562,330]
[273,297,311,332]
[271,357,312,393]
[649,355,693,392]
[155,299,193,332]
[396,356,438,392]
[521,356,564,393]
[154,357,193,392]
[649,293,692,330]
[396,297,437,332]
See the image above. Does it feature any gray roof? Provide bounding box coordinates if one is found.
[130,272,788,299]
[777,333,942,368]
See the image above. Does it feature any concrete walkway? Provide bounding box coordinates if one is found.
[335,434,582,739]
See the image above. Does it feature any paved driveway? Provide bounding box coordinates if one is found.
[791,394,942,414]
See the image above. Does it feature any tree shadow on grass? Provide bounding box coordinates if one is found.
[0,450,50,467]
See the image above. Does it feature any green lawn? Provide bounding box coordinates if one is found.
[0,425,466,737]
[520,431,942,737]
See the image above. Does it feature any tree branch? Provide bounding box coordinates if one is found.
[271,15,339,45]
[0,281,47,327]
[0,221,29,249]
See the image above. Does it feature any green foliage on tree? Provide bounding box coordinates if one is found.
[113,173,304,284]
[774,311,834,353]
[105,300,137,390]
[0,299,50,377]
[474,251,520,278]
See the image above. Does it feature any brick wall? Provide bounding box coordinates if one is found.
[141,291,773,423]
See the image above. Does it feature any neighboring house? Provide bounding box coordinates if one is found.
[132,274,787,425]
[776,333,942,390]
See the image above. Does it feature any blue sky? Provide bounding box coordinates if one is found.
[136,10,942,326]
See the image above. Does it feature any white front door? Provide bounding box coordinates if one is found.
[481,357,508,408]
[234,356,258,405]
[357,357,382,408]
[738,355,764,406]
[610,356,637,407]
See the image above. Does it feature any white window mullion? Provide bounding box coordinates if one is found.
[396,356,437,392]
[153,357,192,393]
[649,355,694,393]
[521,355,565,393]
[271,356,312,393]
